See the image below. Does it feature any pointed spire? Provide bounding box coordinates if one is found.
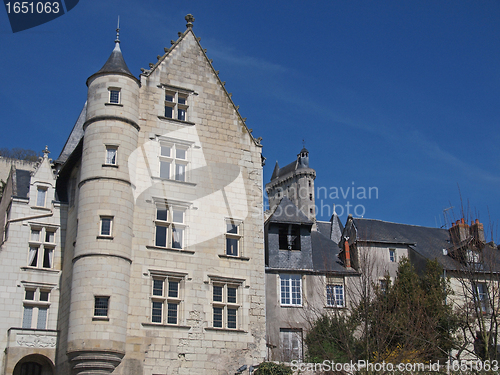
[115,16,120,44]
[271,161,280,180]
[87,18,138,86]
[42,145,50,158]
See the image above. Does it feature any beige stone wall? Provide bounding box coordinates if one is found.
[0,158,36,183]
[118,30,266,374]
[0,156,64,375]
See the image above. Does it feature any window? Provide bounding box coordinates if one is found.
[278,224,300,250]
[155,205,186,249]
[28,227,56,269]
[164,90,189,121]
[36,187,47,207]
[99,217,113,237]
[226,220,242,256]
[20,362,42,375]
[280,329,303,362]
[105,146,117,165]
[159,143,188,182]
[476,283,489,313]
[280,274,302,306]
[150,275,182,324]
[380,279,388,293]
[212,282,240,329]
[326,284,344,307]
[109,88,120,104]
[22,287,50,329]
[389,249,396,262]
[94,296,109,317]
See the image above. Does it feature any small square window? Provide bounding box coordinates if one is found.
[100,217,113,237]
[25,290,35,300]
[40,291,50,302]
[94,296,109,317]
[153,279,164,296]
[163,89,189,121]
[109,89,120,104]
[213,285,223,302]
[168,280,179,298]
[389,249,396,262]
[45,231,55,243]
[31,229,40,242]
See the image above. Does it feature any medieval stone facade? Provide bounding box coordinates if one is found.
[0,15,266,375]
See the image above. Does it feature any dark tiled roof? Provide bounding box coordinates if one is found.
[96,43,134,77]
[14,169,31,198]
[56,101,87,165]
[350,218,500,272]
[267,197,313,225]
[272,160,297,180]
[311,230,354,273]
[316,221,331,238]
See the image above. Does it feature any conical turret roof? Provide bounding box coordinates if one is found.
[86,26,139,86]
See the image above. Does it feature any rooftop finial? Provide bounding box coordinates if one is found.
[43,145,50,158]
[115,16,120,43]
[185,14,195,28]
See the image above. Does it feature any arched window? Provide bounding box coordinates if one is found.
[20,362,42,375]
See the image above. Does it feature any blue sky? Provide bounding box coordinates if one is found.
[0,1,498,238]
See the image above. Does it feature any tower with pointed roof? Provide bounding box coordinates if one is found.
[51,15,266,374]
[266,147,316,222]
[64,21,141,374]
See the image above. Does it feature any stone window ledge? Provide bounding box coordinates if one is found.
[218,254,250,261]
[204,327,247,333]
[142,323,191,329]
[146,245,195,254]
[157,116,195,126]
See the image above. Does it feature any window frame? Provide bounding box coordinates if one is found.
[164,89,189,122]
[149,272,185,325]
[211,280,242,330]
[28,226,56,269]
[99,216,113,237]
[326,283,345,308]
[280,274,302,307]
[22,286,51,329]
[105,145,118,166]
[280,328,303,362]
[159,142,189,182]
[94,296,110,318]
[36,187,47,207]
[154,204,186,250]
[108,87,121,104]
[389,248,396,262]
[476,282,489,313]
[225,219,243,257]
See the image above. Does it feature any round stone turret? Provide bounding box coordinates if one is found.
[67,32,140,374]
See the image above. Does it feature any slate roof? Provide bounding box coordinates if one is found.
[87,42,138,85]
[13,169,31,198]
[56,101,87,166]
[311,230,356,273]
[266,197,313,225]
[316,221,332,238]
[270,160,298,181]
[348,218,500,272]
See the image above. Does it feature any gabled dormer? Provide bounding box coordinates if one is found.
[29,147,57,210]
[265,197,314,269]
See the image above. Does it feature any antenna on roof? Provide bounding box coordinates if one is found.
[115,16,120,43]
[443,206,454,228]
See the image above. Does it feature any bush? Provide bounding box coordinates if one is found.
[253,361,292,375]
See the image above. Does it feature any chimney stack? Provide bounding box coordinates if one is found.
[470,218,485,243]
[449,218,470,244]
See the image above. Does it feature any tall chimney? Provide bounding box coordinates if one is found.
[344,240,351,268]
[470,219,485,243]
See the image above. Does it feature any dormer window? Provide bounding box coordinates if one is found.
[278,224,300,250]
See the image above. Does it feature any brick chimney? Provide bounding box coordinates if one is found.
[470,219,485,243]
[344,240,351,268]
[449,218,469,244]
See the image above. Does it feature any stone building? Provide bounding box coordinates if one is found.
[0,15,266,375]
[0,149,64,375]
[264,149,358,362]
